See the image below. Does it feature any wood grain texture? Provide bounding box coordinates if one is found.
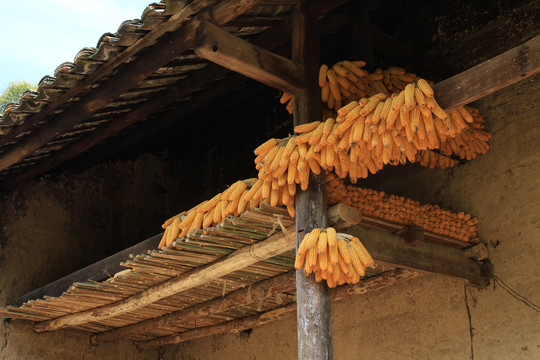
[136,269,423,349]
[433,35,540,108]
[195,21,305,93]
[34,226,296,332]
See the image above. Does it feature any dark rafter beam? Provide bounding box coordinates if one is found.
[433,35,540,108]
[135,269,423,349]
[195,21,306,93]
[92,270,297,343]
[0,0,264,174]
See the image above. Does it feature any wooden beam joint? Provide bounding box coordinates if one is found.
[195,21,306,93]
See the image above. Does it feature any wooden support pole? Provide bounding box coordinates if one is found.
[34,226,296,332]
[135,269,423,349]
[194,21,306,93]
[92,270,296,343]
[292,2,332,359]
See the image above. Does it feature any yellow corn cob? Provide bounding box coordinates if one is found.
[321,82,330,102]
[319,250,328,271]
[338,253,350,274]
[417,79,434,97]
[308,122,325,146]
[295,249,307,270]
[188,212,204,233]
[427,97,448,120]
[317,231,328,254]
[322,117,336,135]
[308,247,318,270]
[326,124,340,145]
[319,64,328,87]
[414,87,427,107]
[352,238,375,268]
[212,200,222,224]
[337,237,352,263]
[457,106,473,123]
[326,69,338,85]
[328,80,342,102]
[352,116,366,144]
[180,210,196,231]
[244,179,262,203]
[333,63,349,77]
[338,100,359,116]
[270,146,285,171]
[388,66,405,75]
[295,121,321,134]
[254,138,278,156]
[308,158,321,175]
[404,83,416,109]
[229,181,248,202]
[349,249,366,277]
[342,60,365,77]
[337,75,353,91]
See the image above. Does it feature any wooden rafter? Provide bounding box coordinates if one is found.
[194,22,306,93]
[135,269,424,349]
[92,270,297,343]
[1,0,350,187]
[34,226,297,332]
[0,0,265,174]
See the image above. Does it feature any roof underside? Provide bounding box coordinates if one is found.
[0,0,455,187]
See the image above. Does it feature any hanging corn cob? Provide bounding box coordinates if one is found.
[295,227,375,288]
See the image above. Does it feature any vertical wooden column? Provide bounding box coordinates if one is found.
[292,2,333,359]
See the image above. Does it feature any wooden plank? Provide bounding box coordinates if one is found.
[292,2,333,359]
[194,22,305,93]
[34,226,297,332]
[0,0,264,174]
[136,269,423,349]
[433,35,540,108]
[342,224,490,287]
[10,233,162,307]
[92,270,296,343]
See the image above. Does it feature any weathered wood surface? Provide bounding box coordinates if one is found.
[433,35,540,108]
[136,269,423,349]
[92,270,296,343]
[195,21,305,93]
[292,2,333,359]
[342,224,490,287]
[0,0,264,173]
[11,233,162,307]
[34,226,296,332]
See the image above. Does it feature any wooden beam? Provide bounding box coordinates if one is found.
[34,226,296,332]
[433,35,540,108]
[292,2,333,359]
[195,22,305,93]
[92,270,296,343]
[136,269,423,349]
[10,233,162,307]
[1,0,350,187]
[342,224,490,287]
[0,0,264,173]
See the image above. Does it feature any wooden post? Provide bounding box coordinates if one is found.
[292,2,333,359]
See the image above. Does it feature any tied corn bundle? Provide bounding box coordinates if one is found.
[295,227,375,288]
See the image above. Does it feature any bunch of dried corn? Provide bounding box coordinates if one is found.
[294,227,375,288]
[325,173,478,242]
[282,63,422,114]
[159,178,263,248]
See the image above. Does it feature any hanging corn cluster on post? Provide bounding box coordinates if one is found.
[325,173,479,242]
[158,178,262,249]
[295,227,374,288]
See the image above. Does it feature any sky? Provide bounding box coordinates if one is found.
[0,0,153,91]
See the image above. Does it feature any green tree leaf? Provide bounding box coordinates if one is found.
[0,81,38,113]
